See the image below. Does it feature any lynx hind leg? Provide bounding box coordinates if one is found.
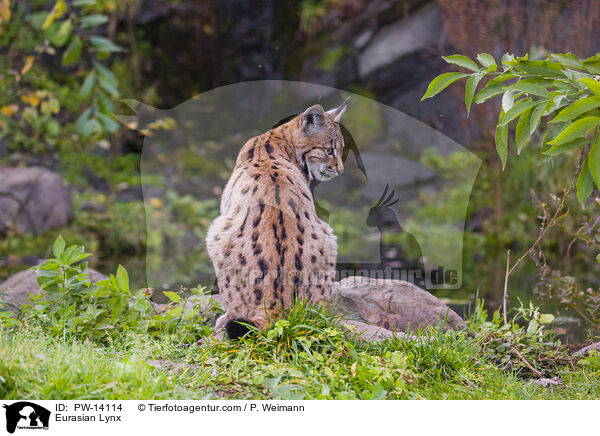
[206,215,234,276]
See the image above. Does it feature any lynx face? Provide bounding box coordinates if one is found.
[294,102,348,182]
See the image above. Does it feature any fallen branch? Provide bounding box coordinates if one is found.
[512,346,543,378]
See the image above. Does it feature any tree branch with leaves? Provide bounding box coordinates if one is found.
[423,51,600,321]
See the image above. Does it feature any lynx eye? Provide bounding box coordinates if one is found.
[326,147,335,156]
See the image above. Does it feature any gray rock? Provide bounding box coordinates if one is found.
[0,268,107,309]
[357,4,442,77]
[299,54,358,101]
[573,342,600,357]
[152,293,224,326]
[183,293,224,314]
[341,319,404,342]
[0,167,73,235]
[528,376,563,387]
[354,28,374,50]
[333,276,469,332]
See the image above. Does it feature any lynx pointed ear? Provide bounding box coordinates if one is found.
[301,104,326,134]
[326,96,350,122]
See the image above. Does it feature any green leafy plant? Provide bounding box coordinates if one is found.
[3,236,219,343]
[0,0,123,153]
[533,210,600,332]
[469,299,569,378]
[423,52,600,207]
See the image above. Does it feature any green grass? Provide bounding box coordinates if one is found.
[1,301,599,400]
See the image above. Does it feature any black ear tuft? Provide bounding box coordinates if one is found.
[326,96,350,122]
[225,319,256,339]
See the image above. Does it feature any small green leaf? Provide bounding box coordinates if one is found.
[502,90,515,112]
[442,55,479,72]
[515,107,532,154]
[79,71,95,97]
[390,351,404,366]
[495,117,508,170]
[82,118,102,137]
[542,122,569,153]
[550,53,582,69]
[477,53,496,71]
[465,71,484,115]
[527,318,539,335]
[507,60,564,77]
[36,270,60,279]
[543,137,589,156]
[577,158,594,208]
[46,119,61,136]
[97,93,114,113]
[165,307,184,318]
[519,77,558,86]
[548,116,600,145]
[89,35,124,54]
[589,132,600,190]
[41,0,66,30]
[474,84,505,103]
[163,291,181,304]
[553,79,578,94]
[551,96,600,124]
[529,100,548,135]
[583,60,600,75]
[578,77,600,96]
[62,36,82,66]
[501,53,515,71]
[97,112,120,132]
[486,73,518,87]
[94,61,117,82]
[48,18,72,47]
[546,93,569,115]
[561,70,588,89]
[80,14,109,29]
[499,100,538,126]
[116,265,129,294]
[52,235,65,258]
[421,72,468,101]
[98,75,119,97]
[76,108,92,134]
[507,82,550,98]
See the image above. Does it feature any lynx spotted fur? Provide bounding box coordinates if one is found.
[206,101,348,338]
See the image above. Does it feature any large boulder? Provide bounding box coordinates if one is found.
[357,4,442,78]
[0,166,73,235]
[332,276,469,333]
[0,268,107,309]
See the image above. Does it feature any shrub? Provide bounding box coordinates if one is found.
[1,236,220,343]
